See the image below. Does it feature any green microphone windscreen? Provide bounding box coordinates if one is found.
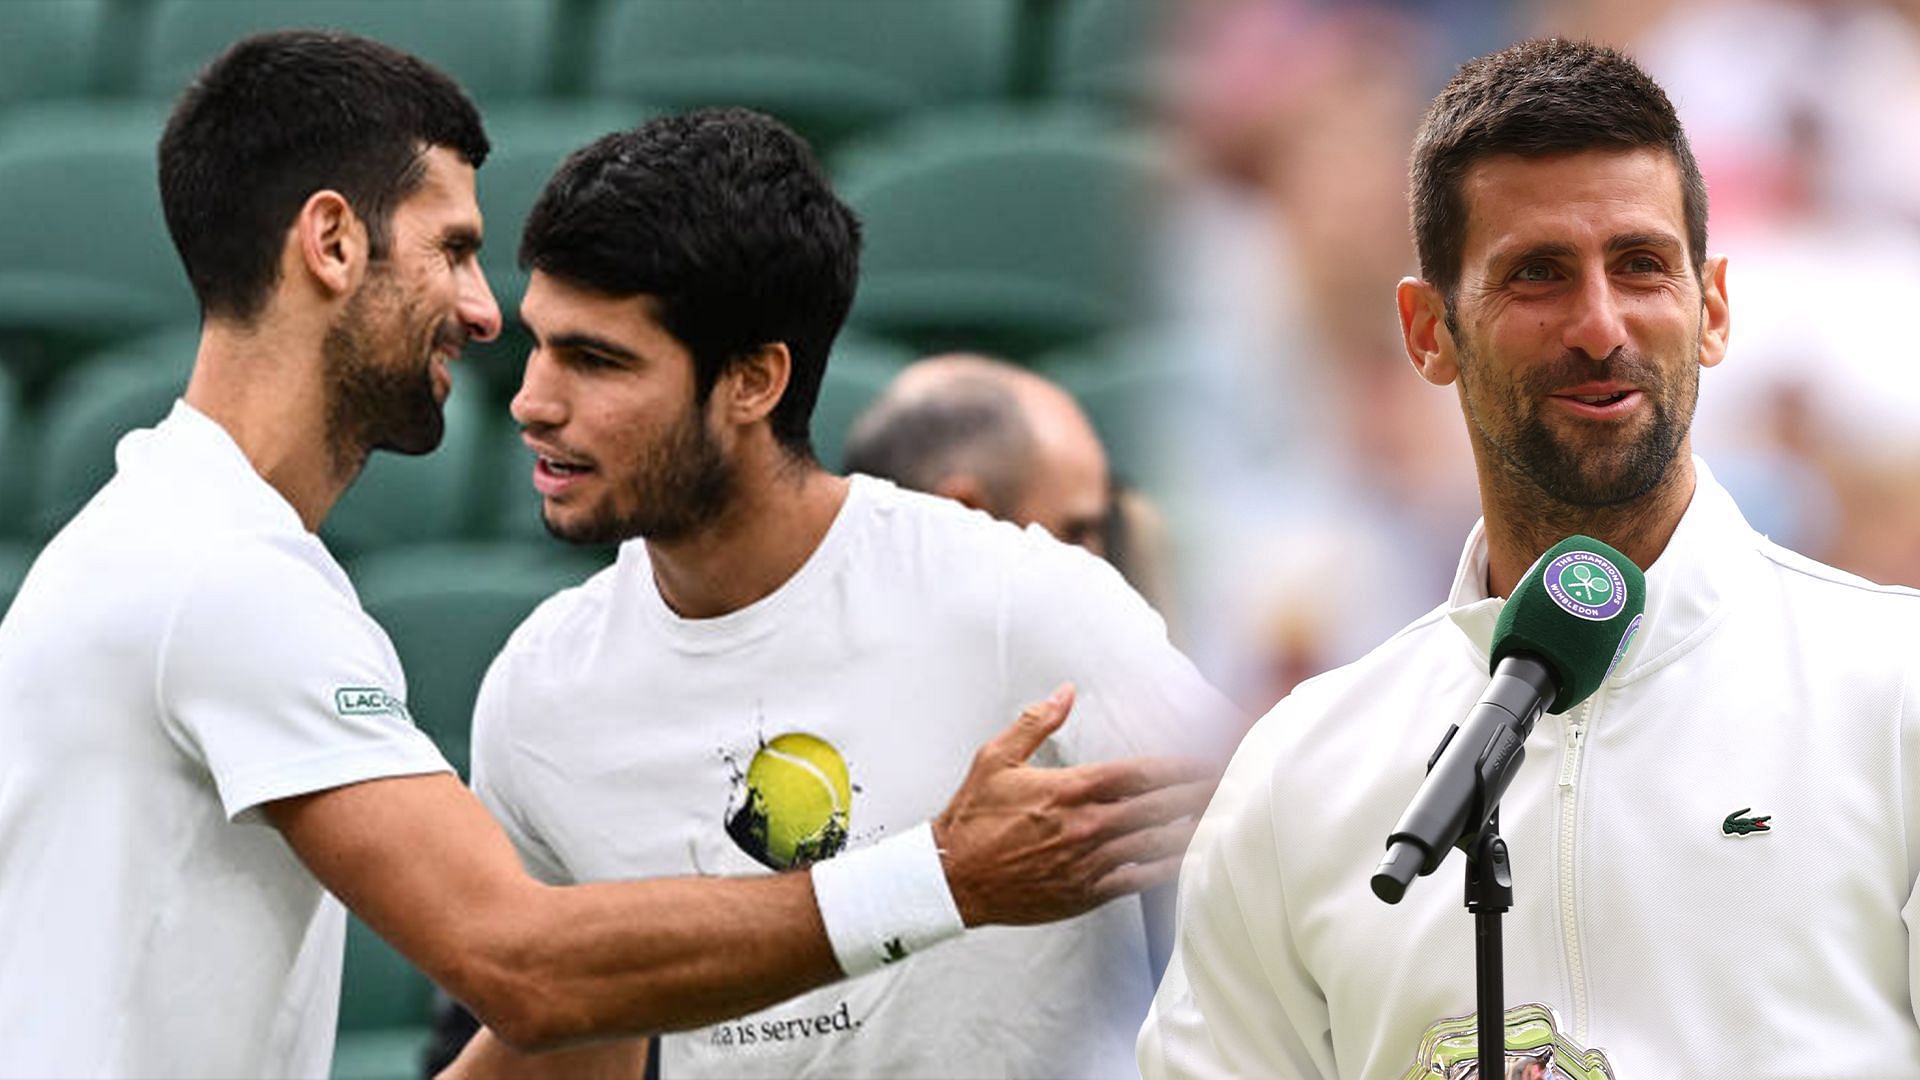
[1491,535,1647,714]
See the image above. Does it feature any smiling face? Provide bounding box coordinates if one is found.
[512,271,736,545]
[1407,148,1729,511]
[325,145,500,458]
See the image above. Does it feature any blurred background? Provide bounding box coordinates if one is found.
[4,0,1919,1075]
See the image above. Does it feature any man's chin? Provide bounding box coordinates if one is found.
[541,507,625,547]
[373,416,446,457]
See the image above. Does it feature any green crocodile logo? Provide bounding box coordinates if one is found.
[1722,808,1772,836]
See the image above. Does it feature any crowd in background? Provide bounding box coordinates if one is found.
[1138,0,1920,711]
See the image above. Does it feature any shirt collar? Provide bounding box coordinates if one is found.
[1443,456,1751,683]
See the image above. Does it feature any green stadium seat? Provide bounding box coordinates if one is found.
[30,325,199,537]
[321,375,494,558]
[0,0,109,103]
[351,540,605,776]
[0,104,198,375]
[1051,0,1167,109]
[813,331,915,471]
[0,362,29,538]
[1041,328,1181,488]
[835,107,1159,357]
[0,541,39,619]
[139,0,561,101]
[332,913,433,1080]
[485,411,547,543]
[585,0,1020,147]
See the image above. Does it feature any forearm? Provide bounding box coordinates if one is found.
[269,776,843,1052]
[475,872,838,1047]
[439,1026,650,1079]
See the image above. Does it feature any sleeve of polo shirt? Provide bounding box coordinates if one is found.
[1138,713,1335,1078]
[157,539,450,823]
[1000,527,1243,767]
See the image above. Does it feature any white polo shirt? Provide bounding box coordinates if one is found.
[1140,461,1920,1078]
[0,401,449,1079]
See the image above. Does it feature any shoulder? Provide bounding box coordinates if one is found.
[164,532,392,670]
[850,475,1034,562]
[1230,603,1470,794]
[843,475,1109,612]
[1755,536,1920,611]
[1745,536,1920,673]
[488,552,625,675]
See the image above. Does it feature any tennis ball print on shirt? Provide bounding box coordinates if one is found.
[725,732,853,870]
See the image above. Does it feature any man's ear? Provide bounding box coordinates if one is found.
[719,342,793,427]
[292,189,366,300]
[1398,276,1459,387]
[1697,254,1730,370]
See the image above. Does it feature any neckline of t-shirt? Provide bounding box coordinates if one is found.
[163,400,311,539]
[634,474,874,651]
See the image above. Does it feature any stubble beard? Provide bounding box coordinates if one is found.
[542,400,737,547]
[323,268,449,478]
[1455,328,1700,549]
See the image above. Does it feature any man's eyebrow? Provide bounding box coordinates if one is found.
[1491,240,1577,266]
[543,331,644,364]
[1607,231,1683,253]
[442,225,483,252]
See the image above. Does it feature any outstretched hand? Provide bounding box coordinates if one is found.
[931,684,1217,926]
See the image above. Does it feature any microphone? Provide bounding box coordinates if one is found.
[1371,536,1646,904]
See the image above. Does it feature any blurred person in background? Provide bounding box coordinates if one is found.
[844,353,1111,557]
[1152,0,1489,712]
[0,31,1213,1079]
[844,352,1184,619]
[447,108,1240,1079]
[1141,37,1920,1077]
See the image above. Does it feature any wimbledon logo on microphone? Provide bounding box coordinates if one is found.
[1545,551,1629,621]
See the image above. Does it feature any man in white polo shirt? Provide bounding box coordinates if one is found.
[0,32,1213,1079]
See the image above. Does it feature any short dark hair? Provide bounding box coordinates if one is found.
[159,30,488,322]
[843,371,1033,512]
[1410,39,1707,307]
[519,107,861,461]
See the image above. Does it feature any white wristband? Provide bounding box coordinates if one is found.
[809,821,966,977]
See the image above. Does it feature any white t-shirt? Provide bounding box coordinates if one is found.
[474,476,1237,1079]
[0,402,449,1079]
[1139,461,1920,1078]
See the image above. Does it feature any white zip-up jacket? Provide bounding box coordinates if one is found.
[1141,460,1920,1078]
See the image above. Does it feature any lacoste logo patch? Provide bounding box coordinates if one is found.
[334,687,410,721]
[1722,808,1771,836]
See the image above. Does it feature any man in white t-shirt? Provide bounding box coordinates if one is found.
[450,108,1243,1078]
[0,33,1215,1079]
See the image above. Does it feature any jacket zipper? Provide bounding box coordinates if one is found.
[1556,698,1595,1042]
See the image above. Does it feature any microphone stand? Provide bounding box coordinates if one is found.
[1465,809,1512,1080]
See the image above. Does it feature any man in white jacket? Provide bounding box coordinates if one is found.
[1140,37,1920,1078]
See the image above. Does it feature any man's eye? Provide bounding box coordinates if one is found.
[1623,255,1662,273]
[1513,263,1555,283]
